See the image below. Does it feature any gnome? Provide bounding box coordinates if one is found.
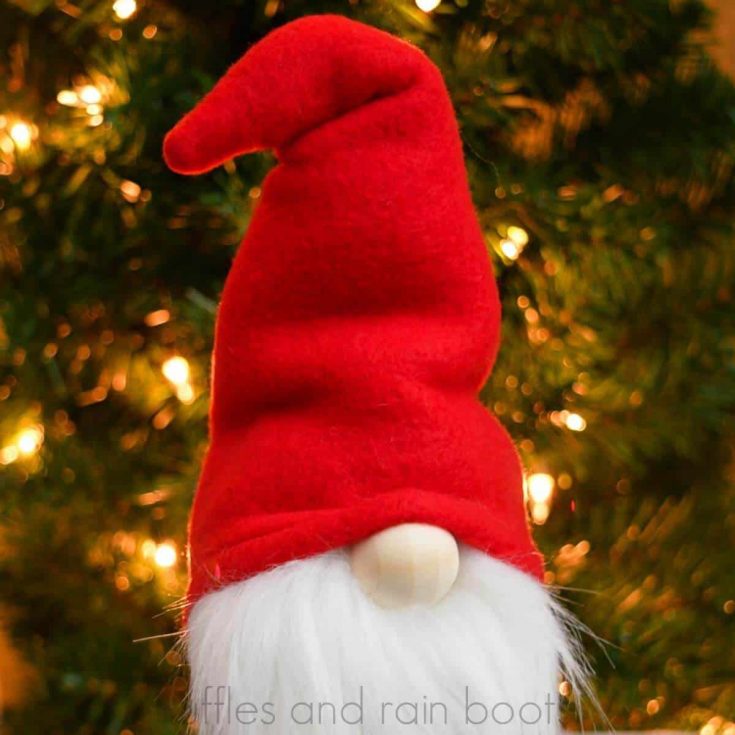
[164,15,591,735]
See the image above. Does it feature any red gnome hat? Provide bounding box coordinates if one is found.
[164,15,543,603]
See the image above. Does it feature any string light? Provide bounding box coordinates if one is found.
[531,503,550,524]
[500,238,522,260]
[525,472,555,525]
[500,225,530,261]
[17,426,44,456]
[78,84,102,105]
[558,472,573,490]
[507,225,529,247]
[120,179,141,203]
[564,412,587,432]
[415,0,441,11]
[162,356,196,404]
[9,121,33,151]
[162,356,190,386]
[113,0,137,20]
[140,539,156,559]
[144,309,170,327]
[527,472,554,504]
[0,446,19,465]
[153,541,177,568]
[550,409,588,432]
[57,81,110,125]
[176,383,195,405]
[1,425,44,465]
[57,90,78,106]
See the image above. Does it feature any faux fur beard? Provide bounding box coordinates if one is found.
[186,547,591,734]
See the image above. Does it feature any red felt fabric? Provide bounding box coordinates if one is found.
[164,15,543,603]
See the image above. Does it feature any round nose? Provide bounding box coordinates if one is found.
[349,523,459,609]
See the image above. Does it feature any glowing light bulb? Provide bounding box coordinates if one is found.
[57,89,79,106]
[507,225,529,247]
[527,473,555,504]
[531,502,551,524]
[16,426,44,456]
[120,179,141,202]
[144,309,170,327]
[9,121,32,151]
[78,85,102,105]
[564,412,587,432]
[0,446,19,465]
[141,539,156,559]
[526,472,555,525]
[154,541,177,568]
[176,383,195,405]
[416,0,441,11]
[500,238,521,260]
[113,0,137,19]
[162,356,190,386]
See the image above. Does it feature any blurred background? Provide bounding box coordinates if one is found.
[1,0,735,733]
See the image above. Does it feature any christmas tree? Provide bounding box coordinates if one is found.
[1,0,734,732]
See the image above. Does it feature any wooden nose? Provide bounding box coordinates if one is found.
[349,523,460,608]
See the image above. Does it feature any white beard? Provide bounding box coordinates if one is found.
[186,546,591,734]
